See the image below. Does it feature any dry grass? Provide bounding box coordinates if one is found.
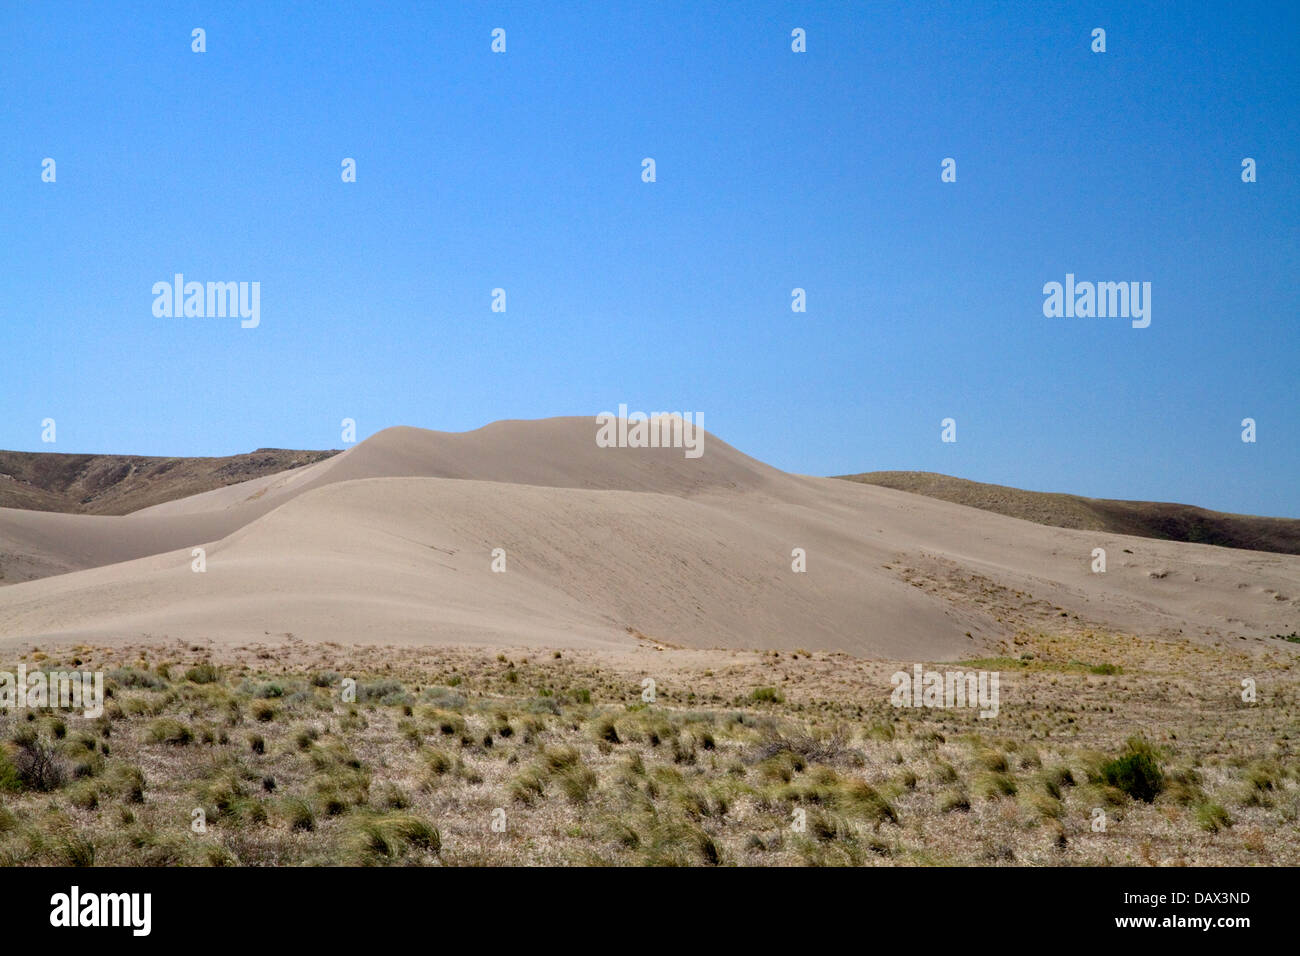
[0,628,1296,866]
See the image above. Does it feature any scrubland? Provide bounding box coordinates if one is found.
[1,628,1296,866]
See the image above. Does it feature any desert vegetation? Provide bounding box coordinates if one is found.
[0,628,1296,866]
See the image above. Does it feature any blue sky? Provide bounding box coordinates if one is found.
[2,1,1297,516]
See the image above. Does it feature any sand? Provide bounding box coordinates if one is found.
[1,417,1297,658]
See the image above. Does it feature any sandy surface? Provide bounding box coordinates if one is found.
[1,418,1297,658]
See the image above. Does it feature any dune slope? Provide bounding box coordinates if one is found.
[1,419,1297,657]
[0,419,777,584]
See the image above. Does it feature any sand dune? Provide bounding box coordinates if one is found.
[134,419,782,517]
[1,418,1297,657]
[0,419,778,584]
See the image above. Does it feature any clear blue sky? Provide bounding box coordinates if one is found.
[3,1,1297,516]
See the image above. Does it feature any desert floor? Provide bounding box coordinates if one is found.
[1,623,1295,866]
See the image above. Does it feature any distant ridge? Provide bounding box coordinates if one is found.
[837,471,1300,556]
[0,448,340,516]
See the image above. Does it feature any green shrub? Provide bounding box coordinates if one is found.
[937,789,971,813]
[58,833,96,866]
[145,719,194,746]
[104,764,146,803]
[510,769,546,805]
[184,662,220,684]
[107,667,167,690]
[976,771,1018,799]
[0,749,20,792]
[67,781,99,810]
[251,701,276,723]
[559,765,598,804]
[1197,802,1232,832]
[1099,738,1164,803]
[839,779,898,824]
[976,748,1009,773]
[282,797,315,832]
[348,813,440,863]
[593,715,621,744]
[540,745,579,773]
[424,749,455,777]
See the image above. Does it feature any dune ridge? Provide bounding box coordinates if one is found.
[0,447,339,515]
[840,470,1300,555]
[1,418,1297,658]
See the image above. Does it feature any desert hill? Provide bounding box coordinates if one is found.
[838,471,1300,555]
[0,420,781,585]
[1,419,1297,657]
[0,448,339,515]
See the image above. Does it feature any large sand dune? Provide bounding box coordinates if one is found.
[0,420,777,584]
[1,418,1297,657]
